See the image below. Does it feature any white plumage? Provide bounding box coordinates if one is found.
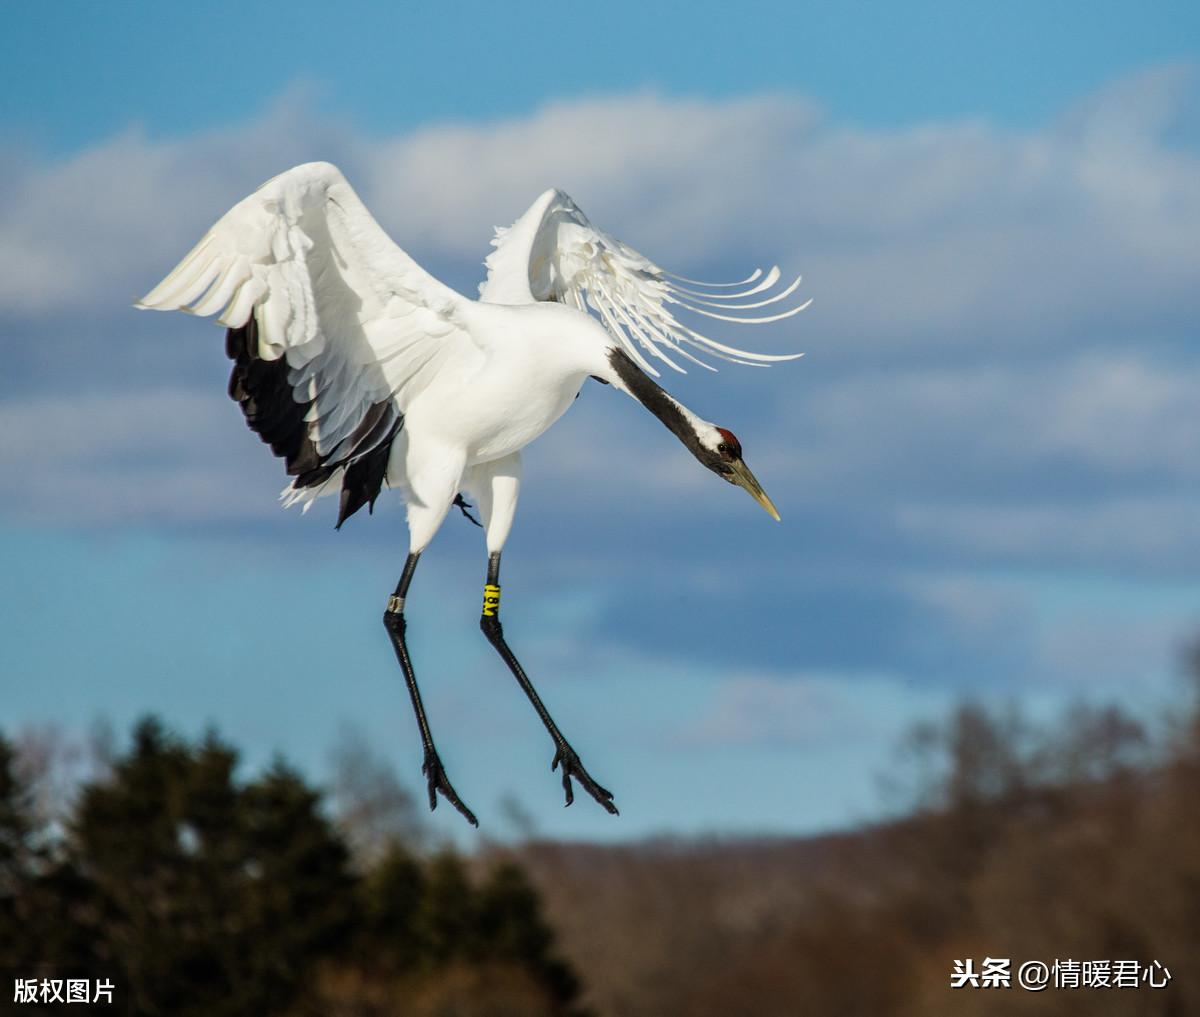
[137,161,807,824]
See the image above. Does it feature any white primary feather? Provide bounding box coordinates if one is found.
[479,188,809,377]
[137,161,487,505]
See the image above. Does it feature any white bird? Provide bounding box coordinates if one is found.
[137,162,808,825]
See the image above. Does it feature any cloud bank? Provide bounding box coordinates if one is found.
[3,64,1198,717]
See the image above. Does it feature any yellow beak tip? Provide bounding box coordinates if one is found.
[756,496,781,522]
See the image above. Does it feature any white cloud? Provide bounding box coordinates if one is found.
[0,389,279,524]
[790,353,1200,495]
[0,87,365,317]
[896,496,1200,573]
[1,65,1195,357]
[675,670,952,748]
[362,92,824,262]
[2,65,1199,576]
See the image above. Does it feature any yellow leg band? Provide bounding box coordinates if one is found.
[482,584,501,617]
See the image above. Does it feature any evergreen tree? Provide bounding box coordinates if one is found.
[359,843,427,975]
[475,862,581,1008]
[2,719,586,1016]
[415,849,478,967]
[61,719,357,1016]
[0,734,40,959]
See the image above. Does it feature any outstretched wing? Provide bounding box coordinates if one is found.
[137,161,485,524]
[478,188,808,377]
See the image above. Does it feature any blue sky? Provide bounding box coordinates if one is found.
[2,2,1199,843]
[4,0,1197,151]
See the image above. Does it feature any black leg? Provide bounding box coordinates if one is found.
[479,551,618,815]
[383,551,478,827]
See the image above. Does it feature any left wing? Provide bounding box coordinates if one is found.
[478,188,809,376]
[136,161,486,524]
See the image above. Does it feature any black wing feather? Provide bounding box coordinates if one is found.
[225,318,403,526]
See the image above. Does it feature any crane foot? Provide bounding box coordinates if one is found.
[552,744,619,815]
[422,749,478,827]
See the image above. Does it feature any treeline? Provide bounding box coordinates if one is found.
[4,676,1198,1016]
[0,719,582,1016]
[510,685,1200,1017]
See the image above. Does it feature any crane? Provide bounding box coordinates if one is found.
[137,162,808,826]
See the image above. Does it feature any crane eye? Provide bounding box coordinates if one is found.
[715,427,742,459]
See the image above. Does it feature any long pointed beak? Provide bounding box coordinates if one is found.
[727,458,781,521]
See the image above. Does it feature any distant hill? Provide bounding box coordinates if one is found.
[504,701,1200,1016]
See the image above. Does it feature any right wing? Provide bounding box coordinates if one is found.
[478,188,808,377]
[136,161,486,522]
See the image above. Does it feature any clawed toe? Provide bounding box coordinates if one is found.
[422,752,478,827]
[552,746,619,815]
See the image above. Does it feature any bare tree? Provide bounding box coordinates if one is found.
[328,724,424,864]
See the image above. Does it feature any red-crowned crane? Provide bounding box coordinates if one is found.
[137,162,807,825]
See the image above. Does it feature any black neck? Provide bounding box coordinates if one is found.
[606,348,707,461]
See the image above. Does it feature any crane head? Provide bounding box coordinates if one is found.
[699,426,781,521]
[601,348,782,521]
